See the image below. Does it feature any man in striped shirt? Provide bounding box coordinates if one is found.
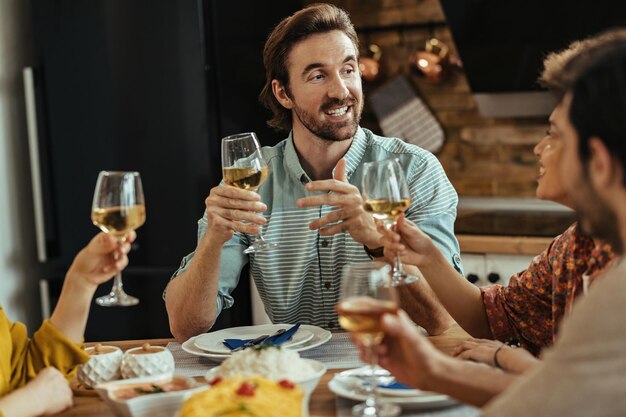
[165,3,462,342]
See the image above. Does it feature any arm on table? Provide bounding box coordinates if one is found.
[166,185,265,343]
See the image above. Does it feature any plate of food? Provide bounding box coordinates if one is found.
[95,373,208,417]
[202,346,326,417]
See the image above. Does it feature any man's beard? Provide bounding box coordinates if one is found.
[574,176,623,254]
[292,96,362,142]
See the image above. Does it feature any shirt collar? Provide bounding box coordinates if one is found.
[284,127,368,183]
[283,131,310,184]
[339,127,368,180]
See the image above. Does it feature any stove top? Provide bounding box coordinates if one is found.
[455,210,577,237]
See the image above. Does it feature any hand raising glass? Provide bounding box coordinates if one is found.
[336,262,401,417]
[362,159,415,285]
[222,132,277,254]
[91,171,145,306]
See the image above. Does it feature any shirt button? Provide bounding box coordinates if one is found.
[324,282,331,289]
[453,254,462,265]
[321,240,329,248]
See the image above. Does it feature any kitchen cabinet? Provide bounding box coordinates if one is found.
[29,0,302,340]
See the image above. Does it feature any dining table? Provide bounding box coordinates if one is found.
[59,324,477,417]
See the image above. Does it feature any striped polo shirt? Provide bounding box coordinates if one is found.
[172,127,462,329]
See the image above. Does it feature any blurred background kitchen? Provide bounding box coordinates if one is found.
[1,0,623,340]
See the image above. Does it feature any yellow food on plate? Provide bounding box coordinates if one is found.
[180,376,303,417]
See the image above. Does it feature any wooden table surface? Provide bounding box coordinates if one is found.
[61,324,471,417]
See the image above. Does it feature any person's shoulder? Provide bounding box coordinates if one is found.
[261,137,288,164]
[547,222,595,257]
[362,128,436,164]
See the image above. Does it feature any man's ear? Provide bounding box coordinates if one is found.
[272,80,293,110]
[588,136,622,189]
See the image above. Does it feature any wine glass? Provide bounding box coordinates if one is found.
[336,262,401,417]
[91,171,145,306]
[222,132,278,254]
[362,159,414,285]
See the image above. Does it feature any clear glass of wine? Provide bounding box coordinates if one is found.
[336,262,401,417]
[222,132,278,254]
[91,171,145,307]
[362,159,414,285]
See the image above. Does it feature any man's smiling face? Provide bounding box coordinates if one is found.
[281,30,363,142]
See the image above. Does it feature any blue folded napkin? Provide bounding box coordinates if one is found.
[223,323,301,351]
[378,381,413,390]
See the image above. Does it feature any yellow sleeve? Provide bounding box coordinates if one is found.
[9,317,89,390]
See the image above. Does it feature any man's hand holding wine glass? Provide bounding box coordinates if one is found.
[203,185,268,244]
[220,132,278,254]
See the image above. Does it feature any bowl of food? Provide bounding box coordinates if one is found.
[77,343,123,388]
[181,375,304,417]
[204,346,326,417]
[95,373,207,417]
[121,343,175,379]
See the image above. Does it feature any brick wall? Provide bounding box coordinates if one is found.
[304,0,547,197]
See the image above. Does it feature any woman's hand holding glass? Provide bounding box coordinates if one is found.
[362,159,416,284]
[336,262,401,417]
[91,171,145,307]
[375,213,441,269]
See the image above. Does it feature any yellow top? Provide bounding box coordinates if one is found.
[0,306,88,400]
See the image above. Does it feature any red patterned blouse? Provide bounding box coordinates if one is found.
[481,222,615,356]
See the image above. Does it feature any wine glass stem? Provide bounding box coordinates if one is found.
[394,254,404,277]
[252,231,268,243]
[384,220,405,280]
[110,272,124,296]
[364,345,379,415]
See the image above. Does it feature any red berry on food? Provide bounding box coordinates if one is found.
[278,379,295,389]
[209,376,223,386]
[236,381,256,396]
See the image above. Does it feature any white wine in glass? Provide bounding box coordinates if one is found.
[222,132,277,254]
[362,159,414,285]
[336,262,401,417]
[91,171,145,307]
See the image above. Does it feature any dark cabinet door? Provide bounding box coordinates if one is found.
[30,0,302,340]
[30,0,216,269]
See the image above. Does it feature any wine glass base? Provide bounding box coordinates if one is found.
[243,241,279,254]
[95,293,139,307]
[391,272,421,286]
[351,402,401,417]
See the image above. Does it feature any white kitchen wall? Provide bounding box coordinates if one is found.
[0,0,43,330]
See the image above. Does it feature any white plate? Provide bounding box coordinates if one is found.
[194,324,314,354]
[181,336,230,362]
[181,325,331,362]
[335,367,420,397]
[328,375,457,410]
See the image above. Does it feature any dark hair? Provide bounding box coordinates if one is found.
[568,39,626,183]
[259,3,359,132]
[539,28,626,98]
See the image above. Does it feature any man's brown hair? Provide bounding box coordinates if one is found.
[259,3,359,132]
[539,28,626,97]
